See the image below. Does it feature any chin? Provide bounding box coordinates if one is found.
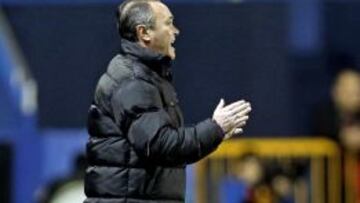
[165,52,175,60]
[169,51,176,60]
[168,46,176,60]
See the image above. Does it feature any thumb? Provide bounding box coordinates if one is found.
[215,98,225,111]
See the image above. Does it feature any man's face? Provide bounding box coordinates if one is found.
[147,2,180,60]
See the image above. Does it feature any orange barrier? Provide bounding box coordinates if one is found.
[195,137,341,203]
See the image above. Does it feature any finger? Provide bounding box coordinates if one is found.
[226,111,248,124]
[226,101,248,112]
[223,100,246,111]
[215,98,225,111]
[225,128,238,139]
[233,128,243,134]
[225,101,251,111]
[225,119,245,132]
[224,119,235,131]
[234,106,252,117]
[227,103,251,116]
[226,112,249,129]
[234,115,249,125]
[224,132,232,140]
[237,121,246,127]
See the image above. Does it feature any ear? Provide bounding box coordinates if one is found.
[136,25,151,43]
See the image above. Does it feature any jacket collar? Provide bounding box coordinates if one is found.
[120,38,173,80]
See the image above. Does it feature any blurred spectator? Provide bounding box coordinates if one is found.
[313,62,360,150]
[220,154,270,203]
[312,54,360,202]
[313,55,360,149]
[271,174,294,203]
[36,154,86,203]
[265,159,304,203]
[220,154,308,203]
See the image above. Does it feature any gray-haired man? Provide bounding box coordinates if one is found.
[85,1,251,202]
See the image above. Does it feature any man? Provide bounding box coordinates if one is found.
[84,0,252,202]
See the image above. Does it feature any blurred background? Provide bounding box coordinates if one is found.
[1,0,360,202]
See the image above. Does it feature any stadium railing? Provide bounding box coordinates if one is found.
[195,137,341,203]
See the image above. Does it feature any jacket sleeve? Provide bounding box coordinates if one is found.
[111,79,224,166]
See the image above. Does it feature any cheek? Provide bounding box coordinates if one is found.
[156,33,170,48]
[156,29,171,40]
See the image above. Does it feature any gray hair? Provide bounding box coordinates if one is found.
[116,0,159,41]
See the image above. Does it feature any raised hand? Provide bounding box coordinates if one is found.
[212,98,251,139]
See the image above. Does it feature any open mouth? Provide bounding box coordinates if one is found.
[171,37,176,45]
[170,39,176,49]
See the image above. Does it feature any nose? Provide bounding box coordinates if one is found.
[173,25,180,36]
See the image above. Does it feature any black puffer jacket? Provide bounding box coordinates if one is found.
[84,39,224,203]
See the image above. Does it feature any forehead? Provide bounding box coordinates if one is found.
[339,71,360,82]
[150,2,173,19]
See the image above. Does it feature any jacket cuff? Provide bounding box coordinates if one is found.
[195,118,225,157]
[209,119,225,138]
